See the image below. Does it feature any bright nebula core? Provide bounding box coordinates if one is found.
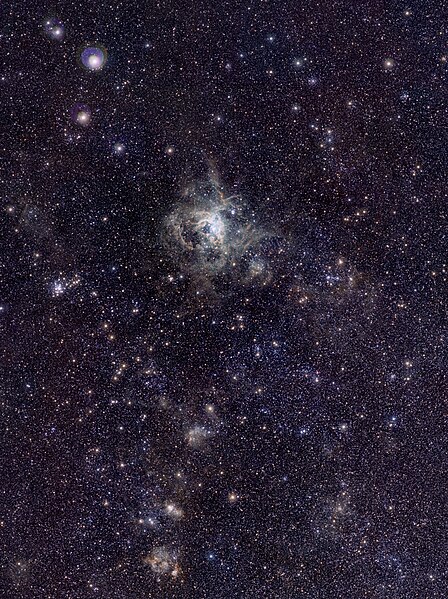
[162,173,275,296]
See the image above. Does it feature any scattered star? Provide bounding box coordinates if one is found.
[1,3,445,598]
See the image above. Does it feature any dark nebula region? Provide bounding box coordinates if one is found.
[0,1,447,598]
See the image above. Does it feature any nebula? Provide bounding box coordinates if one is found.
[162,172,273,295]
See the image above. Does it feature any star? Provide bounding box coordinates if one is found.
[43,18,65,41]
[80,46,107,71]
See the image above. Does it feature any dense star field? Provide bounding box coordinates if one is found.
[1,1,447,597]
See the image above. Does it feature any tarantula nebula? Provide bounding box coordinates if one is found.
[162,174,273,292]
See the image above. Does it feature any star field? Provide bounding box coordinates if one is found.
[0,1,447,598]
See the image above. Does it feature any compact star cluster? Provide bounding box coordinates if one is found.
[1,2,446,598]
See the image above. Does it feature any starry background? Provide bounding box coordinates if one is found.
[1,1,447,597]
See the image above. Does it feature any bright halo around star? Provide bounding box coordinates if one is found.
[43,17,65,41]
[79,45,107,71]
[71,103,92,126]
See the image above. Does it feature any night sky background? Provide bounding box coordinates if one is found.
[1,1,447,598]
